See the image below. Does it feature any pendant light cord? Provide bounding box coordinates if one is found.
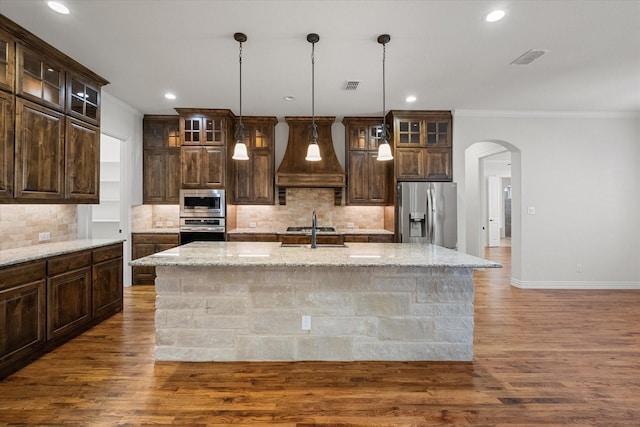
[238,40,243,134]
[382,41,388,142]
[311,40,318,143]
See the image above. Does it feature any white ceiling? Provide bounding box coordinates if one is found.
[1,0,639,118]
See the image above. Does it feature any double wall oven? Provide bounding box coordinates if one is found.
[179,189,226,244]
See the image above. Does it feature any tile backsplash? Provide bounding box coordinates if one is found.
[0,205,78,250]
[131,188,390,232]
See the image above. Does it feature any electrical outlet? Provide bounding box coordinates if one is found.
[347,222,354,229]
[155,221,164,227]
[576,263,583,273]
[249,222,257,228]
[301,315,311,331]
[527,207,536,215]
[166,221,174,227]
[38,232,51,241]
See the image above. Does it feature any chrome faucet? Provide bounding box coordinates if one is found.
[311,210,317,248]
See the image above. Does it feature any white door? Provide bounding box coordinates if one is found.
[488,175,501,247]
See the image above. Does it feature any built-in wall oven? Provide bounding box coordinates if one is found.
[179,189,226,244]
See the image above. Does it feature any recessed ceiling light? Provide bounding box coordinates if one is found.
[283,96,296,101]
[485,10,506,22]
[406,95,417,103]
[164,92,176,100]
[47,1,70,15]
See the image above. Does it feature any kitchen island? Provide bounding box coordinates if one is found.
[130,241,500,362]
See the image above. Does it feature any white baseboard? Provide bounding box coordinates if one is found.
[510,278,640,290]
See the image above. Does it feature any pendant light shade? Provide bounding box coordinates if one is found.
[232,32,249,161]
[377,34,393,161]
[305,33,322,162]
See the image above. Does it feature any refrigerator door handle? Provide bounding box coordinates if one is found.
[428,184,434,244]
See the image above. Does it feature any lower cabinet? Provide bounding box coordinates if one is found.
[0,242,123,379]
[227,233,279,242]
[131,233,179,284]
[343,234,394,243]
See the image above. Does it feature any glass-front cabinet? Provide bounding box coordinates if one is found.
[16,45,65,111]
[66,73,100,125]
[0,29,15,93]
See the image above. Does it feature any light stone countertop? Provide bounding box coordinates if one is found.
[0,239,126,268]
[130,241,500,269]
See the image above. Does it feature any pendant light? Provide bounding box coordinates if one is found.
[232,32,249,161]
[377,34,393,161]
[305,33,322,162]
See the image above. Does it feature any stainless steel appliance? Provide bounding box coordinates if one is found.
[396,182,457,249]
[180,189,225,218]
[179,189,226,244]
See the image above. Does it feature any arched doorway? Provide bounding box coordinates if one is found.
[464,140,521,284]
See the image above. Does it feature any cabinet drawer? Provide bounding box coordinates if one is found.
[92,243,122,263]
[47,251,91,276]
[132,233,179,245]
[0,261,46,290]
[343,235,368,243]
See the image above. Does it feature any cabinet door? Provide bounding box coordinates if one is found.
[144,116,179,149]
[181,146,203,188]
[203,116,225,145]
[367,152,389,203]
[166,150,181,203]
[394,118,423,147]
[424,116,452,148]
[202,146,225,188]
[92,257,122,320]
[395,148,425,180]
[0,29,15,93]
[14,98,65,200]
[424,148,452,181]
[47,266,92,341]
[348,151,368,204]
[65,117,99,202]
[66,73,100,125]
[0,261,46,373]
[16,45,65,111]
[0,91,14,199]
[251,149,273,203]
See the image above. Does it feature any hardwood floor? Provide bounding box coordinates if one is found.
[1,246,639,426]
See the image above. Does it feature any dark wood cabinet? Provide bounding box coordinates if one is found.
[230,116,277,204]
[0,242,122,379]
[131,233,179,284]
[65,117,100,202]
[0,260,46,379]
[0,15,108,204]
[227,233,279,242]
[16,44,65,111]
[143,115,181,204]
[66,72,100,125]
[343,117,393,205]
[177,109,232,189]
[46,252,92,342]
[343,233,393,243]
[14,98,65,200]
[0,91,14,199]
[387,111,452,182]
[0,28,15,93]
[92,243,123,321]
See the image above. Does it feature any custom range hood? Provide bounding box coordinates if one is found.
[275,116,346,205]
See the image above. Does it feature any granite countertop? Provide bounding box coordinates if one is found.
[0,239,126,268]
[228,228,393,235]
[130,241,500,269]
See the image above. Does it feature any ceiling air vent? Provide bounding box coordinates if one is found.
[345,80,360,90]
[511,49,549,65]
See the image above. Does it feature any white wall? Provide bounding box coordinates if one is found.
[454,111,640,289]
[100,90,143,286]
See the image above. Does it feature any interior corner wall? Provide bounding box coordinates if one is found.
[453,111,640,288]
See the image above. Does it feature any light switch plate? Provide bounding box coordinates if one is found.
[527,207,536,215]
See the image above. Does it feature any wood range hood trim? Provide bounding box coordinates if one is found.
[276,116,346,189]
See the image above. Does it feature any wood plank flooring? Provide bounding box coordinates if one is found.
[1,246,639,426]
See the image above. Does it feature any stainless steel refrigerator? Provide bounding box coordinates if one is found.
[396,182,457,249]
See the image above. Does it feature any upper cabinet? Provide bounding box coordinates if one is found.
[387,110,452,182]
[230,116,277,205]
[0,15,109,204]
[16,45,65,111]
[142,115,181,204]
[176,108,233,189]
[343,117,393,205]
[0,28,16,93]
